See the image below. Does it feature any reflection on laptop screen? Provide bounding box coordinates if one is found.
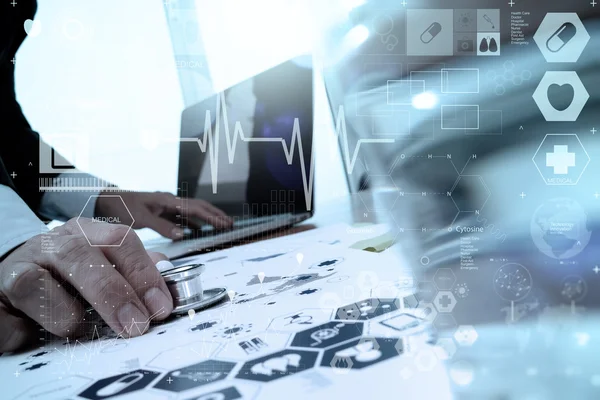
[177,56,314,220]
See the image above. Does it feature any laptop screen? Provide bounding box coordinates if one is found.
[177,56,314,220]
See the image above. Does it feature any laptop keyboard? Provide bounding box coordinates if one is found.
[181,215,281,241]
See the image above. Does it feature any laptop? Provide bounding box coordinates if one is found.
[146,56,315,259]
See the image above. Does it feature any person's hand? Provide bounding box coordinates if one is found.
[95,191,233,240]
[0,218,174,352]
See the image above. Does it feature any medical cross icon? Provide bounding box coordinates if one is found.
[439,294,452,308]
[546,145,575,175]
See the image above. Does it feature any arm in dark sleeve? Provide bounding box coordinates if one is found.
[0,0,58,215]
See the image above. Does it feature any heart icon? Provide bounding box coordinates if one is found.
[547,83,574,112]
[24,19,42,38]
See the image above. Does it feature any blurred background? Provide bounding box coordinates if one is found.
[17,0,351,206]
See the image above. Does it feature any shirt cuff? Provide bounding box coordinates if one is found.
[39,173,101,221]
[0,185,48,259]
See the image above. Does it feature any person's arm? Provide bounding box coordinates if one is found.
[0,185,47,259]
[38,173,100,222]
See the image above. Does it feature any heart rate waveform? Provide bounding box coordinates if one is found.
[50,308,164,369]
[180,92,395,210]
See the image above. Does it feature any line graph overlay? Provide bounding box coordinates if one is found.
[180,92,395,210]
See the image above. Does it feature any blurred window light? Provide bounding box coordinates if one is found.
[412,91,438,110]
[342,24,370,51]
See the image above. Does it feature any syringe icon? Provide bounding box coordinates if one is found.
[483,14,495,29]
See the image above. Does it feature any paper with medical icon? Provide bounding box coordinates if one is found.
[0,223,447,400]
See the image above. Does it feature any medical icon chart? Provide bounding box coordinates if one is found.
[532,134,590,185]
[336,298,400,321]
[267,309,334,332]
[322,337,402,371]
[154,360,236,392]
[236,349,319,383]
[493,263,532,302]
[532,72,589,121]
[290,322,364,349]
[407,9,454,56]
[79,370,160,399]
[380,314,424,332]
[216,332,291,361]
[189,386,242,400]
[534,13,590,62]
[453,8,500,56]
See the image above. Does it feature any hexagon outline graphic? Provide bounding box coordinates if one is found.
[415,301,438,322]
[532,71,589,122]
[235,349,319,383]
[80,369,160,399]
[433,291,457,313]
[321,336,401,371]
[16,375,93,400]
[532,133,590,186]
[148,340,222,370]
[433,313,458,334]
[434,337,457,360]
[267,308,334,333]
[289,321,364,349]
[533,13,590,63]
[154,360,236,392]
[449,174,491,213]
[76,194,135,247]
[454,325,479,346]
[433,268,457,291]
[357,174,402,212]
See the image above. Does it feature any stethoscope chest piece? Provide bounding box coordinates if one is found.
[161,263,228,315]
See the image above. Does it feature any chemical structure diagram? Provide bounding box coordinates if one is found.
[358,153,491,233]
[486,60,532,96]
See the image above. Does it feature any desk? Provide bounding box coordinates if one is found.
[1,193,598,399]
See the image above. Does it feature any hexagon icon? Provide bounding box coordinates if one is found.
[415,281,438,303]
[533,13,590,63]
[216,332,291,361]
[236,349,318,383]
[433,268,456,291]
[532,71,589,122]
[17,376,92,400]
[336,298,401,321]
[148,341,221,370]
[433,314,458,336]
[401,294,419,309]
[80,370,160,399]
[154,360,236,392]
[77,195,135,247]
[433,291,457,313]
[433,337,457,360]
[358,175,401,212]
[454,325,479,346]
[290,321,363,349]
[449,175,491,213]
[532,134,590,186]
[379,313,426,334]
[414,348,438,372]
[267,309,334,333]
[321,337,401,371]
[336,299,377,321]
[414,301,438,323]
[180,383,260,400]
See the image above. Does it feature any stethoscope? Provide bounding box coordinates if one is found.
[161,264,228,315]
[84,263,225,329]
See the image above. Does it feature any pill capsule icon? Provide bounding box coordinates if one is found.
[546,22,576,52]
[96,372,144,396]
[420,22,442,44]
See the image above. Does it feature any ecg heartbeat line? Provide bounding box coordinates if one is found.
[52,308,164,369]
[180,92,394,210]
